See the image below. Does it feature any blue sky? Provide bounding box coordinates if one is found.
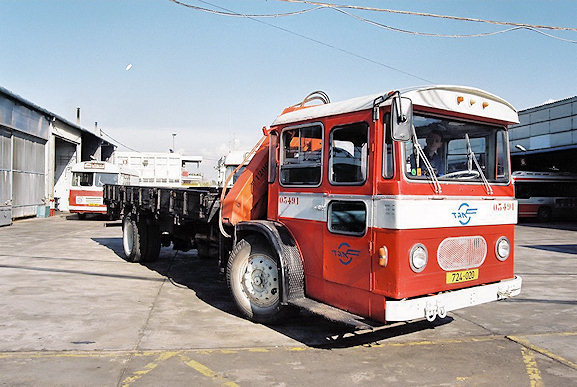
[1,0,576,179]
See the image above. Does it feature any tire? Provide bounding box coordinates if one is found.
[227,238,286,324]
[122,214,145,262]
[143,221,161,262]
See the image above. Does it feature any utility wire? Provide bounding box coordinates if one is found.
[331,6,577,43]
[170,0,577,44]
[99,129,141,152]
[278,0,577,32]
[168,0,434,83]
[169,0,321,17]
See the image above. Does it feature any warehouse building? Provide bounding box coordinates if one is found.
[509,96,577,173]
[0,86,114,226]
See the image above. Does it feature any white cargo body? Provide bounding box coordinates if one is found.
[113,152,202,187]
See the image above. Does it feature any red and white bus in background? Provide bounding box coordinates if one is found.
[513,171,577,221]
[69,161,139,219]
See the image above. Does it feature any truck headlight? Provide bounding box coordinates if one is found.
[410,243,428,272]
[496,237,510,261]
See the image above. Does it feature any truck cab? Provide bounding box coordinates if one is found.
[222,86,522,325]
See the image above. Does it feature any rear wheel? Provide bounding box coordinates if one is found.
[227,237,286,324]
[143,221,161,262]
[122,214,145,262]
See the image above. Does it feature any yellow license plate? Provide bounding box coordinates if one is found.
[446,269,479,284]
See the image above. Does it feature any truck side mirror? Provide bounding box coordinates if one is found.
[391,96,413,142]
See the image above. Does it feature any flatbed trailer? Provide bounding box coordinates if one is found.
[104,184,222,261]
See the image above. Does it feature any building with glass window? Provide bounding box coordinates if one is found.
[509,96,577,173]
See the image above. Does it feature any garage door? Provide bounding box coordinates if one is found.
[12,132,46,219]
[0,128,11,226]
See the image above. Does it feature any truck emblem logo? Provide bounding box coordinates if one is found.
[452,202,478,225]
[331,242,360,265]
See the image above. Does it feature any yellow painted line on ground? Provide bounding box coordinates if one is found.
[121,351,180,387]
[0,331,575,361]
[520,347,544,387]
[248,348,270,353]
[371,335,499,348]
[0,351,126,359]
[508,335,577,371]
[0,350,171,360]
[287,347,308,351]
[179,354,240,387]
[524,331,577,338]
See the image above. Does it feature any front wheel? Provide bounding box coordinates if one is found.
[227,238,287,324]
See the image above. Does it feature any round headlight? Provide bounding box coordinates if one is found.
[496,237,510,261]
[410,243,428,272]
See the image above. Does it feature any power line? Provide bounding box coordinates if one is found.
[331,7,577,44]
[99,129,141,152]
[278,0,577,32]
[168,0,434,83]
[170,0,577,43]
[169,0,320,17]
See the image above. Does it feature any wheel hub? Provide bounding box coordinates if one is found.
[242,255,279,306]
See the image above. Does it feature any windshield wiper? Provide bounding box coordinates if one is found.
[465,134,493,195]
[412,126,442,194]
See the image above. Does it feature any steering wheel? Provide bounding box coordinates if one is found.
[442,170,480,179]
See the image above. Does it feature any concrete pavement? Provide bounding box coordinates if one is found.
[0,214,576,386]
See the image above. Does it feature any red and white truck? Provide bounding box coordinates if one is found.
[104,85,522,327]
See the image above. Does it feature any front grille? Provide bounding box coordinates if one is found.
[437,236,487,271]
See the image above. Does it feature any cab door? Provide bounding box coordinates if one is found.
[322,121,372,291]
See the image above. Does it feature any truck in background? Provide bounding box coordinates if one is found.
[104,86,522,327]
[217,150,252,188]
[112,152,203,187]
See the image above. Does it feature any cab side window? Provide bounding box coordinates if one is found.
[328,201,367,235]
[329,123,368,185]
[280,124,323,186]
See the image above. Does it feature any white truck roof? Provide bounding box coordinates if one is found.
[271,85,519,126]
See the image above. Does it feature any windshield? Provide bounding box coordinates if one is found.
[404,115,509,183]
[94,173,118,187]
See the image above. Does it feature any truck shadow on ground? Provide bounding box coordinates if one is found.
[93,237,452,349]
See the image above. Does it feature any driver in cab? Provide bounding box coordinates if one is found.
[410,128,445,177]
[423,130,445,176]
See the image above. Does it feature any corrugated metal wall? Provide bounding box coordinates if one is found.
[11,133,45,218]
[0,92,49,223]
